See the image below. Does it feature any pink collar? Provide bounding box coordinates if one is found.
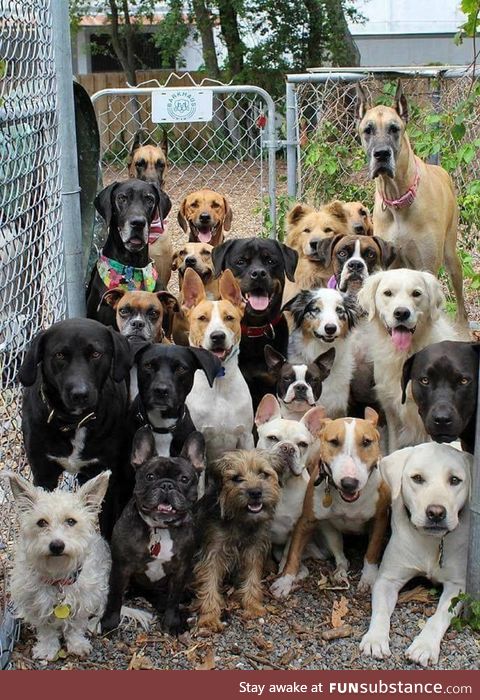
[382,160,420,210]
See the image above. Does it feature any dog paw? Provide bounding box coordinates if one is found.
[241,603,265,620]
[270,574,295,599]
[162,610,184,636]
[360,631,391,659]
[33,638,61,661]
[358,562,378,593]
[66,636,91,657]
[405,637,440,667]
[196,614,224,634]
[101,611,121,633]
[333,567,349,585]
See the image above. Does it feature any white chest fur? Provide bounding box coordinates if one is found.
[47,427,99,474]
[145,529,174,582]
[147,410,175,456]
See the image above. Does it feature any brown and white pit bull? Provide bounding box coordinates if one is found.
[356,81,467,323]
[177,189,233,246]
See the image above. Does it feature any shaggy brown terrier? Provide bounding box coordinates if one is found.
[193,450,281,632]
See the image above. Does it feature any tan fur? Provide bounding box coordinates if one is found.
[341,200,374,236]
[128,144,167,183]
[102,288,177,343]
[178,189,233,247]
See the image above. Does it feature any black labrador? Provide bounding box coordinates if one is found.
[19,318,132,538]
[401,340,479,454]
[86,179,171,327]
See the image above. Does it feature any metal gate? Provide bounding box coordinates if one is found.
[91,80,277,238]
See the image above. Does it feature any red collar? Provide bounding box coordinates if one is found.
[241,314,283,338]
[382,159,420,210]
[43,568,82,587]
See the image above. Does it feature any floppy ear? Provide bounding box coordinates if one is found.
[18,329,46,386]
[177,198,189,233]
[312,234,342,267]
[181,431,206,472]
[401,353,416,404]
[326,200,347,224]
[423,272,445,321]
[182,268,206,310]
[287,202,315,227]
[130,340,153,365]
[211,240,237,277]
[301,405,327,437]
[78,471,111,513]
[222,195,233,232]
[394,80,409,123]
[276,242,298,282]
[373,236,396,269]
[282,290,312,328]
[379,446,414,501]
[255,393,281,426]
[156,188,172,220]
[264,345,287,375]
[189,347,221,387]
[3,471,39,513]
[108,327,132,382]
[219,269,243,308]
[101,287,126,310]
[355,83,369,122]
[157,290,179,314]
[94,182,120,227]
[312,347,336,379]
[364,406,379,427]
[357,272,382,321]
[131,426,156,469]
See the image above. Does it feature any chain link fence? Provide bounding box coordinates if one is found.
[0,0,66,668]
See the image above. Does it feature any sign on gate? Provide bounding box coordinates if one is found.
[151,88,213,123]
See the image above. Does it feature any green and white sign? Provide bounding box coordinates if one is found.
[151,88,213,123]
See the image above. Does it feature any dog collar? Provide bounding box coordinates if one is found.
[97,252,158,292]
[136,403,186,434]
[43,567,82,587]
[382,159,420,210]
[241,314,283,339]
[327,275,338,289]
[39,385,96,432]
[315,459,378,499]
[149,215,168,244]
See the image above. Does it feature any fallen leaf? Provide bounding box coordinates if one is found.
[331,595,349,628]
[128,652,154,670]
[322,624,353,641]
[398,585,433,604]
[253,635,274,652]
[196,647,216,670]
[280,648,297,666]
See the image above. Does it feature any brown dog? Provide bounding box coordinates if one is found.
[128,131,172,288]
[102,288,179,343]
[342,201,374,236]
[193,449,281,632]
[178,189,233,246]
[356,81,467,322]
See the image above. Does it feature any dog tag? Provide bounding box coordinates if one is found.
[150,542,161,557]
[53,603,71,619]
[322,492,333,508]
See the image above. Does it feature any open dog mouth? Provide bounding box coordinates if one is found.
[372,164,394,179]
[127,236,146,251]
[245,290,271,312]
[193,223,215,243]
[339,490,360,503]
[157,503,177,515]
[247,502,264,513]
[313,332,337,343]
[387,324,416,352]
[209,345,233,361]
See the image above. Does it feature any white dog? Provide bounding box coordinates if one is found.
[360,443,472,666]
[357,269,460,453]
[5,471,111,661]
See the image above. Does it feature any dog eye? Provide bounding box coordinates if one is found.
[359,209,367,217]
[119,308,130,317]
[37,519,48,528]
[411,474,425,484]
[136,159,146,168]
[411,290,422,297]
[148,310,160,319]
[231,474,244,483]
[366,250,375,258]
[180,475,189,483]
[90,351,102,360]
[338,250,348,257]
[383,290,392,297]
[211,202,220,209]
[197,315,208,322]
[265,257,275,265]
[389,124,400,134]
[459,377,470,385]
[145,194,155,204]
[65,518,77,527]
[328,438,340,447]
[176,366,187,375]
[362,437,373,447]
[117,194,127,204]
[268,435,279,443]
[303,228,311,234]
[324,227,333,234]
[143,362,153,370]
[259,471,270,479]
[156,160,164,168]
[419,377,429,385]
[235,258,246,266]
[225,314,235,322]
[363,125,373,135]
[450,476,462,486]
[146,473,155,481]
[335,306,344,315]
[55,352,65,360]
[191,201,199,208]
[298,441,309,450]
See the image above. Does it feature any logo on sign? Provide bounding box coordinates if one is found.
[167,91,197,120]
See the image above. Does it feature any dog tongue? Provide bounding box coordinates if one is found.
[198,229,212,243]
[247,293,269,311]
[391,327,413,352]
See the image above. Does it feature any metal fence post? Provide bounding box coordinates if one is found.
[52,0,86,318]
[286,81,297,199]
[466,365,480,600]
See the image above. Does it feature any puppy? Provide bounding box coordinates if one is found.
[19,318,131,538]
[212,237,298,410]
[357,269,461,453]
[5,471,111,660]
[284,288,360,418]
[183,268,254,467]
[128,130,172,287]
[264,344,335,419]
[178,189,233,246]
[360,443,472,666]
[271,409,388,598]
[401,340,479,454]
[101,428,205,635]
[193,449,281,632]
[255,394,326,568]
[102,288,179,343]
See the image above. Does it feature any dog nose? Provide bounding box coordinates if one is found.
[340,477,359,494]
[159,481,175,491]
[250,268,267,280]
[210,331,226,344]
[199,212,211,223]
[353,224,365,234]
[153,385,169,400]
[49,540,65,556]
[294,383,307,397]
[279,442,296,457]
[324,324,337,336]
[373,148,391,161]
[426,505,447,523]
[185,255,197,267]
[131,319,145,330]
[248,488,262,500]
[433,412,453,427]
[393,307,411,322]
[69,386,89,403]
[347,259,365,271]
[130,216,147,228]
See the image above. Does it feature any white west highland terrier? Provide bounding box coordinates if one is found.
[4,470,111,661]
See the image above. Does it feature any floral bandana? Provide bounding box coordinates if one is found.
[97,253,158,292]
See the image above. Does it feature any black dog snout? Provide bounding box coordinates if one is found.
[248,488,262,500]
[393,307,411,322]
[294,383,308,397]
[49,539,65,556]
[131,319,146,330]
[347,259,365,272]
[153,384,169,400]
[373,148,391,161]
[185,255,197,267]
[159,480,176,492]
[432,412,453,427]
[426,505,447,523]
[67,385,89,403]
[340,477,359,494]
[324,324,337,336]
[210,331,226,344]
[129,216,147,229]
[250,268,267,280]
[199,212,211,223]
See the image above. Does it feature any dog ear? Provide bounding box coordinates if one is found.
[189,347,221,387]
[422,272,445,321]
[101,287,126,310]
[18,329,47,386]
[78,470,111,513]
[401,354,416,404]
[312,347,336,379]
[131,426,156,469]
[219,269,243,308]
[182,268,206,310]
[326,200,348,224]
[264,345,286,375]
[94,182,120,227]
[171,250,181,271]
[312,234,342,267]
[301,405,327,437]
[276,242,298,282]
[222,195,233,232]
[287,202,315,227]
[364,406,379,427]
[108,327,132,383]
[211,240,236,277]
[373,236,397,269]
[155,188,172,220]
[379,447,414,501]
[282,290,312,328]
[357,272,382,321]
[2,471,38,512]
[255,393,281,426]
[157,290,180,314]
[341,292,360,329]
[355,83,369,122]
[181,430,206,472]
[394,81,409,123]
[177,198,189,233]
